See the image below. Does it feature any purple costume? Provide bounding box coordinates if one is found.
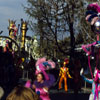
[25,57,56,100]
[34,74,55,100]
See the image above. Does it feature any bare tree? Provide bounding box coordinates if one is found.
[24,0,87,58]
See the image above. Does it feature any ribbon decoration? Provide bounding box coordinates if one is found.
[88,56,94,79]
[82,41,100,100]
[82,42,97,79]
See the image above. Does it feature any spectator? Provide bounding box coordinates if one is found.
[0,86,4,100]
[6,85,39,100]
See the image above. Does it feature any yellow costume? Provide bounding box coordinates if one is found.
[58,60,72,92]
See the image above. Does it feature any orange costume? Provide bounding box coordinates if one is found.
[58,59,72,92]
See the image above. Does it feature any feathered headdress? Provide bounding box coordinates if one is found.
[35,57,55,80]
[86,3,100,25]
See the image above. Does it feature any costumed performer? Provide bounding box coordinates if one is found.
[25,57,55,100]
[58,58,72,92]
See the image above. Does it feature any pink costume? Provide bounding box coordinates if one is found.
[25,57,55,100]
[82,2,100,100]
[34,57,55,100]
[35,88,50,100]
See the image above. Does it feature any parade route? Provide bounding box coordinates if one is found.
[49,89,89,100]
[50,92,89,100]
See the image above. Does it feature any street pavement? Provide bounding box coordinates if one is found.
[49,89,89,100]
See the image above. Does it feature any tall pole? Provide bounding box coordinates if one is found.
[20,19,28,50]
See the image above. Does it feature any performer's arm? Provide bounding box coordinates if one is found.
[32,84,36,89]
[25,80,31,88]
[81,75,93,84]
[36,88,49,96]
[42,70,49,80]
[59,68,62,77]
[67,68,72,78]
[82,42,96,55]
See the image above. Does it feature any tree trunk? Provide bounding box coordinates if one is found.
[38,20,44,55]
[69,22,75,59]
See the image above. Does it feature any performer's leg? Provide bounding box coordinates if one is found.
[99,93,100,100]
[59,76,63,89]
[89,93,94,100]
[64,77,68,92]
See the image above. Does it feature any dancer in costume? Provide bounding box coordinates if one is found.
[81,2,100,100]
[25,57,55,100]
[58,58,72,92]
[80,68,100,100]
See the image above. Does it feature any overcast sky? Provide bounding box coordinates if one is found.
[0,0,33,36]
